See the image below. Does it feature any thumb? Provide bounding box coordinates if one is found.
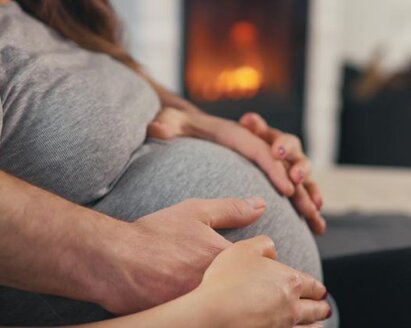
[239,112,269,139]
[183,197,266,229]
[147,121,176,140]
[235,235,277,260]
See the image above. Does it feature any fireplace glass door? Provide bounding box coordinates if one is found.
[183,0,309,137]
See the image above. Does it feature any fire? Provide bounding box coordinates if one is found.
[195,65,263,101]
[186,20,266,101]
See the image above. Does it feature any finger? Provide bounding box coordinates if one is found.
[291,186,326,235]
[239,112,283,145]
[239,113,308,169]
[234,235,277,260]
[271,133,304,162]
[220,127,295,196]
[294,323,325,328]
[296,300,331,325]
[299,271,327,300]
[304,179,324,210]
[180,197,266,229]
[289,158,312,185]
[147,121,175,140]
[239,112,269,138]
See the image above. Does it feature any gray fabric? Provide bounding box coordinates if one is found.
[0,2,330,326]
[0,2,160,204]
[94,138,323,280]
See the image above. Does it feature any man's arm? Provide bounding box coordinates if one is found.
[0,171,264,314]
[0,171,117,305]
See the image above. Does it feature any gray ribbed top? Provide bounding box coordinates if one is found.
[0,2,160,203]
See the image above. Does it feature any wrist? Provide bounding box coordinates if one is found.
[173,287,225,328]
[62,212,130,308]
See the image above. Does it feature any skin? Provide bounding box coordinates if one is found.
[0,172,329,328]
[0,0,328,325]
[147,107,326,235]
[76,236,329,328]
[0,171,261,313]
[0,0,325,234]
[138,69,326,234]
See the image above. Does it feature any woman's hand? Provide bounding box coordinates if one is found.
[94,197,266,315]
[86,236,330,328]
[148,108,326,234]
[196,235,331,328]
[239,112,325,234]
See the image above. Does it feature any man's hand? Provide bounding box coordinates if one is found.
[0,171,265,316]
[148,107,326,235]
[91,197,266,314]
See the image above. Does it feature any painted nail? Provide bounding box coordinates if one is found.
[278,145,286,157]
[245,197,266,210]
[326,308,333,319]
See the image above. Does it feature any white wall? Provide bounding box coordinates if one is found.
[304,0,343,169]
[343,0,411,74]
[114,0,183,92]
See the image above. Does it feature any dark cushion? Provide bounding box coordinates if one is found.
[317,213,411,328]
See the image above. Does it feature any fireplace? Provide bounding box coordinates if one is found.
[182,0,310,138]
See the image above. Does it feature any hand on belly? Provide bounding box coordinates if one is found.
[95,197,266,314]
[147,107,326,234]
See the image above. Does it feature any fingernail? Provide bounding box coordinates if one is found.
[326,308,333,319]
[245,197,266,210]
[321,290,328,300]
[278,145,286,157]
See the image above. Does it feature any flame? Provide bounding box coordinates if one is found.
[187,20,267,101]
[196,66,262,101]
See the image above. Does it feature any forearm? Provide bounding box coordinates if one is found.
[78,289,219,328]
[0,171,118,304]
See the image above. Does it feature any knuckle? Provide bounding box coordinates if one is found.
[287,273,303,295]
[180,198,208,217]
[307,207,318,220]
[285,133,299,144]
[302,272,318,294]
[227,198,248,217]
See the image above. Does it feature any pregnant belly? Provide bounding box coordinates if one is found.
[93,137,322,280]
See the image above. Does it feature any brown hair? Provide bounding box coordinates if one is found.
[15,0,140,71]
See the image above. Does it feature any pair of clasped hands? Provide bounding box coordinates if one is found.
[119,107,329,328]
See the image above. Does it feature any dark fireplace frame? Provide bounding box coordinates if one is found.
[181,0,310,139]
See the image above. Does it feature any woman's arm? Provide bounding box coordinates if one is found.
[138,73,326,233]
